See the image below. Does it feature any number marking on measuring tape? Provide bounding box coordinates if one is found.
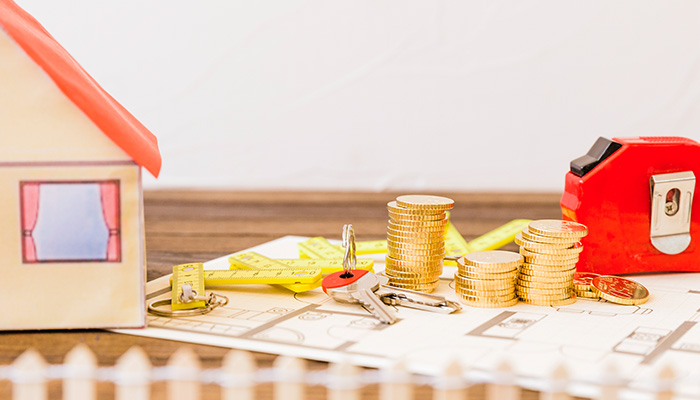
[229,252,321,293]
[297,237,345,259]
[275,258,374,273]
[171,263,206,310]
[204,268,322,285]
[468,219,532,252]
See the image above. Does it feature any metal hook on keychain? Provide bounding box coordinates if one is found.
[148,287,229,318]
[342,224,357,276]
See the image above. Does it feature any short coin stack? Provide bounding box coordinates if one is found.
[573,272,600,298]
[455,251,521,307]
[514,220,588,306]
[384,195,454,293]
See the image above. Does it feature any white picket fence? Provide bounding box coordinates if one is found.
[0,345,695,400]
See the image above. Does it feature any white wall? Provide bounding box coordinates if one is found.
[15,1,700,191]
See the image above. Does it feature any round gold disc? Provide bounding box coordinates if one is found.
[395,195,455,210]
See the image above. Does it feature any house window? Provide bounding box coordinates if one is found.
[20,181,121,263]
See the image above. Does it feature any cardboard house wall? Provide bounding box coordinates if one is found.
[0,0,161,329]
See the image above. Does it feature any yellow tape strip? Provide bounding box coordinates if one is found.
[229,252,321,293]
[203,268,321,285]
[467,219,532,252]
[297,237,345,259]
[171,263,206,310]
[274,258,374,274]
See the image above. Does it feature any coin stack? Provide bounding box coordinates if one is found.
[455,251,521,307]
[383,195,454,293]
[514,220,588,306]
[573,272,600,298]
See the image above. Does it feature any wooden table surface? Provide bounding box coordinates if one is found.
[0,190,562,399]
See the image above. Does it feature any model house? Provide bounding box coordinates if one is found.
[0,0,161,329]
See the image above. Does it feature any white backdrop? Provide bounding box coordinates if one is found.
[15,1,700,191]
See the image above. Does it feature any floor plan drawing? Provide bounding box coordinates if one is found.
[115,236,700,396]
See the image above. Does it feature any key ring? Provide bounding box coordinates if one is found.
[147,291,229,318]
[342,224,356,275]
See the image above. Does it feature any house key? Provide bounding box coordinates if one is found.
[323,269,398,324]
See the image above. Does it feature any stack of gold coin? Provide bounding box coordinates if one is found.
[514,220,588,306]
[455,251,521,307]
[383,195,454,293]
[573,272,600,298]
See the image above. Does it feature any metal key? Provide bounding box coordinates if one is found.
[323,269,398,324]
[375,277,461,314]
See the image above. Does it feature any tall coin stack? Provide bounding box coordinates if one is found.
[514,220,588,306]
[455,251,521,307]
[384,195,454,293]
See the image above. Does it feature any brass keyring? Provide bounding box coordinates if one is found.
[147,292,229,318]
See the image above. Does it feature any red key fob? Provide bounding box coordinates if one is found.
[322,269,371,294]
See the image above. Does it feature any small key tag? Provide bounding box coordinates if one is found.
[322,269,371,294]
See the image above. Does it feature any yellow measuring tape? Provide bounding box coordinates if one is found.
[467,219,531,252]
[297,237,345,259]
[274,258,374,273]
[171,263,206,310]
[298,218,532,266]
[170,265,322,286]
[229,252,320,293]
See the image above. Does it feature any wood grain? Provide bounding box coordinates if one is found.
[0,190,562,399]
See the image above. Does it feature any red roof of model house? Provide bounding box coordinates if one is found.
[0,0,161,177]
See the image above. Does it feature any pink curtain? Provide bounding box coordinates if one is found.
[100,181,121,262]
[21,183,40,262]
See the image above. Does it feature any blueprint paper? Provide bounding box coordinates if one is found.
[115,236,700,397]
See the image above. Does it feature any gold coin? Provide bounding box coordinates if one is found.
[517,274,572,284]
[385,256,443,268]
[388,217,448,227]
[521,261,578,271]
[457,260,520,274]
[518,247,581,259]
[387,201,447,215]
[387,279,440,292]
[521,263,577,273]
[575,290,599,298]
[387,227,446,239]
[462,250,523,268]
[386,225,445,237]
[515,233,574,250]
[520,295,577,307]
[384,266,443,278]
[519,244,584,256]
[387,239,445,250]
[388,248,445,259]
[521,228,580,245]
[516,285,573,295]
[458,268,518,280]
[395,195,455,210]
[516,280,571,290]
[458,297,519,308]
[386,232,444,245]
[456,290,517,301]
[522,254,579,266]
[383,272,438,285]
[388,211,446,221]
[590,276,649,306]
[517,289,574,299]
[528,220,588,239]
[519,272,574,282]
[454,274,515,290]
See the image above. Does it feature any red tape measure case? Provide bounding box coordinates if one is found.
[561,136,700,275]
